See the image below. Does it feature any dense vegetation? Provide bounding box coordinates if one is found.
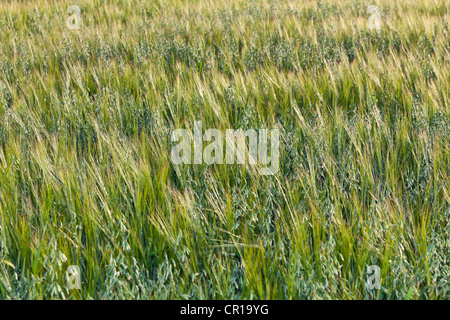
[0,0,448,299]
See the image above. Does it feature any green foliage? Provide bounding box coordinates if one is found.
[0,0,448,299]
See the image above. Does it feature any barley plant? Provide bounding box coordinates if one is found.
[0,0,448,300]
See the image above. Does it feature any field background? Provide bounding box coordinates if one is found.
[0,0,448,299]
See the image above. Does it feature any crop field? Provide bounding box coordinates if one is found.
[0,0,448,299]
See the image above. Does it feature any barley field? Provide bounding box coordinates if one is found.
[0,0,448,299]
